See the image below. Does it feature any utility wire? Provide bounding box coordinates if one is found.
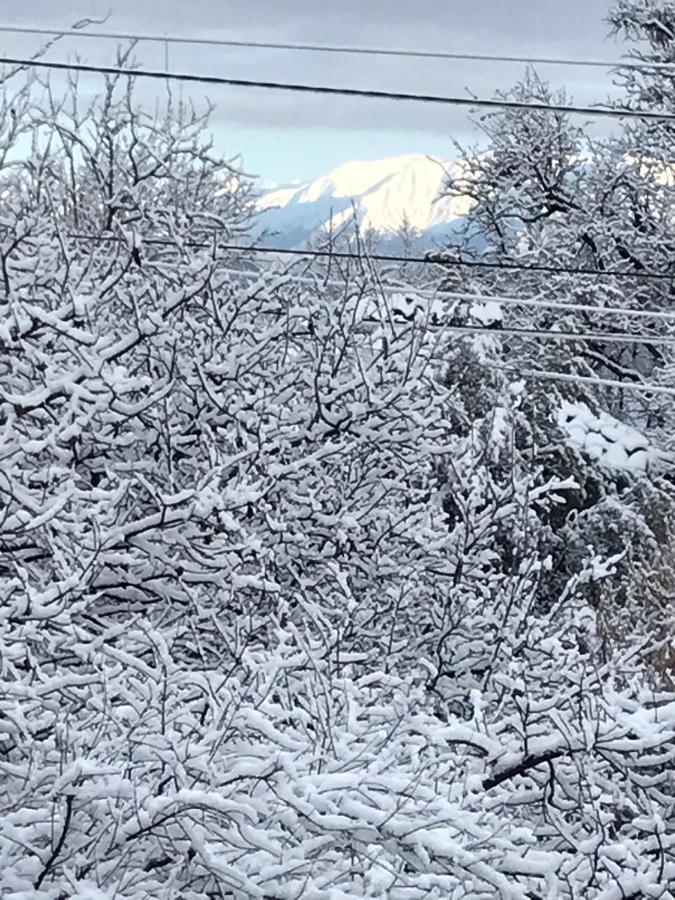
[15,236,675,397]
[215,263,675,324]
[499,366,675,398]
[228,243,675,282]
[3,54,675,124]
[0,23,672,74]
[70,233,675,283]
[76,243,675,347]
[221,269,675,346]
[437,322,675,347]
[277,260,675,390]
[379,283,675,323]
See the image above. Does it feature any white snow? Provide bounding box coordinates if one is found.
[470,300,503,326]
[557,401,665,472]
[389,291,446,322]
[255,154,475,242]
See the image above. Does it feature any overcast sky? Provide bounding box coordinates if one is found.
[0,1,629,184]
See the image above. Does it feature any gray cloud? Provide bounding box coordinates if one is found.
[0,1,627,179]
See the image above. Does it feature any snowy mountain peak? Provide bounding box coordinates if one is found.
[254,154,475,250]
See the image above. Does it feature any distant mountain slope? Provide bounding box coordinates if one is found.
[253,154,475,250]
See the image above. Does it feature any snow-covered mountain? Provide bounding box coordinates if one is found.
[253,154,475,251]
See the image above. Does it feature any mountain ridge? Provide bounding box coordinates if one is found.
[253,153,475,250]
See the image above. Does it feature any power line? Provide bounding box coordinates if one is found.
[163,256,675,324]
[70,233,675,283]
[439,322,675,347]
[218,264,675,324]
[15,236,675,398]
[390,285,675,323]
[3,53,675,124]
[234,243,675,282]
[72,244,675,341]
[74,241,675,348]
[210,264,675,342]
[0,23,673,75]
[499,366,675,398]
